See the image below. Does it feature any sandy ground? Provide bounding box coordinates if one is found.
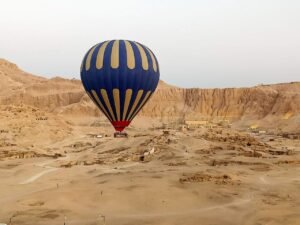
[0,112,300,225]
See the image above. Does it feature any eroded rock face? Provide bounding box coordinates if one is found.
[142,82,300,120]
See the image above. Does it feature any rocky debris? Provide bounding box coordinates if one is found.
[98,146,131,155]
[68,142,93,149]
[143,147,156,156]
[179,172,240,185]
[280,132,300,140]
[86,133,105,138]
[274,160,300,165]
[36,117,48,121]
[166,161,187,166]
[0,141,17,148]
[0,130,9,134]
[144,132,178,146]
[268,148,295,156]
[0,149,63,160]
[209,159,268,167]
[64,142,94,153]
[163,130,170,135]
[60,159,104,168]
[195,148,216,154]
[201,129,270,148]
[211,145,224,151]
[249,165,271,171]
[239,150,263,158]
[133,133,151,138]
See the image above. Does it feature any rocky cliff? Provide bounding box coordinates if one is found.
[145,81,300,120]
[0,59,299,131]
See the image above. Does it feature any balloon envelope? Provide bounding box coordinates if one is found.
[80,40,160,132]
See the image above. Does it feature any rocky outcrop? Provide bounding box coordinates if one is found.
[142,82,300,121]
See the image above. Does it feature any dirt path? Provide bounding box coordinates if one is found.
[19,167,58,184]
[19,155,70,185]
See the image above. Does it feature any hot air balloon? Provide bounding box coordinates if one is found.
[80,40,160,136]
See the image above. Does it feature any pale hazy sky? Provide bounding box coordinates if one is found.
[0,0,299,88]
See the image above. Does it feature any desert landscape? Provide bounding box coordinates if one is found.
[0,58,299,225]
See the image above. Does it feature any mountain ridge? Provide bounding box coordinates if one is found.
[0,58,299,131]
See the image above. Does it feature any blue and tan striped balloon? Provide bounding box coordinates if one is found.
[80,40,160,132]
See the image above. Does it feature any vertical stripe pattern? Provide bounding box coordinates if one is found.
[88,40,158,72]
[101,89,116,121]
[124,40,135,69]
[90,90,112,121]
[81,40,160,132]
[113,89,120,121]
[111,40,119,69]
[129,91,152,121]
[134,42,149,70]
[96,41,110,69]
[146,47,157,72]
[85,45,98,71]
[122,89,133,120]
[126,90,144,120]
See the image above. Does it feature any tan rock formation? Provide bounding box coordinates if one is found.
[0,59,299,131]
